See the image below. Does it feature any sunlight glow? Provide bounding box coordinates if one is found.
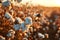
[21,0,60,7]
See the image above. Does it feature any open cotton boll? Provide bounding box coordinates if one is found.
[25,17,32,25]
[23,37,28,40]
[33,13,42,17]
[5,12,15,22]
[13,21,27,31]
[7,33,12,37]
[8,29,15,34]
[5,12,12,19]
[20,22,27,31]
[33,13,38,17]
[18,11,24,14]
[38,33,45,38]
[2,0,10,7]
[13,24,21,30]
[7,29,15,37]
[7,33,15,38]
[15,17,23,24]
[1,0,7,2]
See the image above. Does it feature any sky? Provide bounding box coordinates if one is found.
[21,0,60,7]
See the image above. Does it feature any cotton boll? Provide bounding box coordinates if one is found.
[7,29,15,38]
[15,17,23,24]
[43,28,46,31]
[13,22,27,31]
[49,19,53,23]
[7,33,12,37]
[45,26,49,31]
[5,12,12,19]
[5,12,15,22]
[18,11,24,14]
[23,37,28,40]
[20,22,27,31]
[25,17,32,25]
[8,29,15,34]
[57,30,60,33]
[34,13,42,17]
[2,0,10,7]
[38,33,45,38]
[33,13,38,17]
[55,33,59,38]
[34,12,43,17]
[1,0,7,2]
[13,24,21,30]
